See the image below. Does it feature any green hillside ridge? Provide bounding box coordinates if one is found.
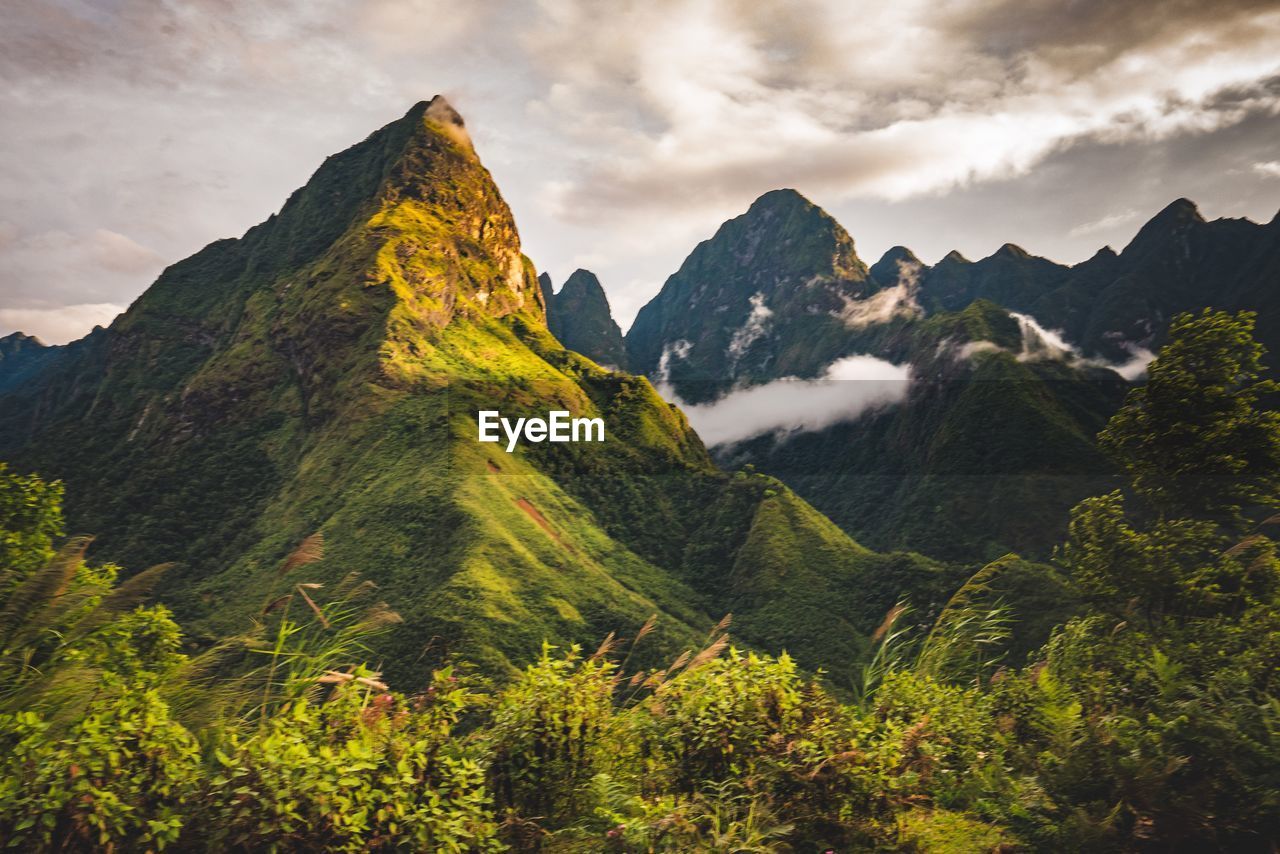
[0,99,939,685]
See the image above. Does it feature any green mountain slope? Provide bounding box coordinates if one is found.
[0,99,930,684]
[727,301,1127,560]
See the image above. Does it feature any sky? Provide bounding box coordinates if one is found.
[2,0,1280,344]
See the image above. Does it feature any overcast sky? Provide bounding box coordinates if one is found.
[3,0,1280,344]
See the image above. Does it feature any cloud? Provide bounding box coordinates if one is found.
[837,259,923,328]
[1069,209,1140,237]
[726,292,772,366]
[1011,312,1078,361]
[527,0,1280,232]
[671,354,912,446]
[956,311,1157,379]
[0,225,166,309]
[1255,160,1280,177]
[0,303,124,345]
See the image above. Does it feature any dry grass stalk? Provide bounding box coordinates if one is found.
[872,603,907,644]
[668,650,691,672]
[591,631,617,661]
[295,584,331,630]
[687,634,729,670]
[1225,534,1265,557]
[281,532,325,574]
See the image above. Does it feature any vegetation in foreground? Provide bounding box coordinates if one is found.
[0,310,1278,852]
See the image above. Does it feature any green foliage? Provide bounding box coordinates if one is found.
[1006,308,1280,849]
[1100,308,1280,521]
[0,461,63,587]
[206,677,498,852]
[637,647,893,849]
[0,689,200,851]
[487,643,619,827]
[1,294,1279,852]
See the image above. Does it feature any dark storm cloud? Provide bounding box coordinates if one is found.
[960,0,1280,63]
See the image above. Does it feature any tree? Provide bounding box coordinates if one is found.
[0,462,63,585]
[1065,310,1280,617]
[1099,309,1280,523]
[1033,309,1280,848]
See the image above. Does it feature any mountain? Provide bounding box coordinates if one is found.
[544,269,629,370]
[912,198,1280,363]
[624,191,1280,561]
[0,99,943,683]
[720,300,1128,560]
[537,271,556,328]
[0,332,60,394]
[626,189,885,403]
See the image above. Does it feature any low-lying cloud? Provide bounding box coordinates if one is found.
[837,259,923,328]
[959,311,1156,379]
[671,354,912,447]
[726,292,772,367]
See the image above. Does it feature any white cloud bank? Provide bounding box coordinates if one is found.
[670,355,912,447]
[529,1,1280,223]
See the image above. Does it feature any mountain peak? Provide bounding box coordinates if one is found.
[1158,197,1202,219]
[869,246,922,286]
[0,331,43,348]
[561,269,607,298]
[994,243,1029,259]
[877,245,920,265]
[748,187,813,213]
[546,269,628,369]
[626,187,871,399]
[417,95,473,151]
[940,249,971,264]
[1122,197,1205,258]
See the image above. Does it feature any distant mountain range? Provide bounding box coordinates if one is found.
[616,188,1280,560]
[3,99,1275,677]
[0,99,971,684]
